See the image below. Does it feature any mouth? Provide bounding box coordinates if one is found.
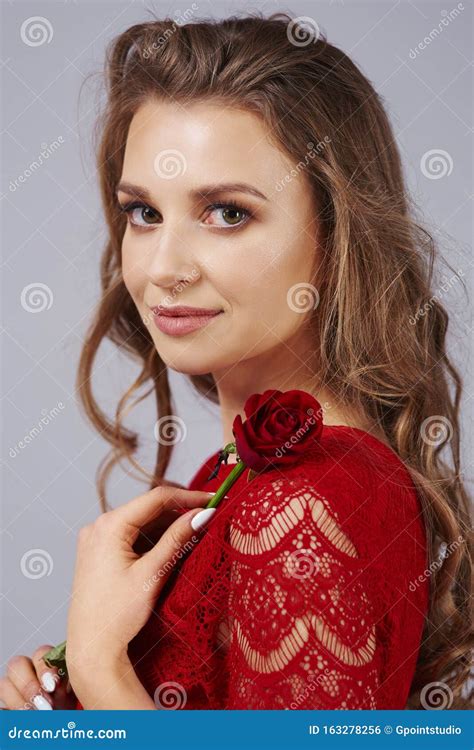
[151,305,223,317]
[149,305,224,337]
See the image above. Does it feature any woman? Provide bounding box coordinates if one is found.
[1,13,472,711]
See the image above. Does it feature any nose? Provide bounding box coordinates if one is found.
[146,224,200,290]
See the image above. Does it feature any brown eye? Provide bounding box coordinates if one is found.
[221,206,244,225]
[130,206,160,226]
[204,202,251,229]
[120,201,161,228]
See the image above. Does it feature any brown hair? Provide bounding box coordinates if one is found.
[76,12,472,708]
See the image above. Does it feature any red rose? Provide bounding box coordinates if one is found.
[232,389,324,473]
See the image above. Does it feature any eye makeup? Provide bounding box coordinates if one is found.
[117,197,254,232]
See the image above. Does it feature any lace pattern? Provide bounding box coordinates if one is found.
[116,431,429,710]
[224,477,379,708]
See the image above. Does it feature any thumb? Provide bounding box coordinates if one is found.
[137,507,215,587]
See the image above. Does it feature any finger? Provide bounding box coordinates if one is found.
[142,508,180,536]
[112,486,213,531]
[6,656,53,710]
[138,507,205,582]
[0,677,30,710]
[159,479,187,490]
[35,645,74,709]
[45,678,77,710]
[32,644,64,694]
[133,509,180,554]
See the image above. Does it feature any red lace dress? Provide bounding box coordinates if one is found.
[76,425,429,710]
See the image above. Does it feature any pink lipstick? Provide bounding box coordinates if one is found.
[150,305,224,336]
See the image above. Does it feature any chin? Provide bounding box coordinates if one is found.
[160,353,218,377]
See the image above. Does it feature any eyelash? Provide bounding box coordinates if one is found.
[118,199,252,231]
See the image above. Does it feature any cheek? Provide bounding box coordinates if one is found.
[121,241,147,300]
[225,234,316,332]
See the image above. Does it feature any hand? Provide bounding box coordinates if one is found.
[65,484,213,702]
[0,645,77,710]
[132,480,188,553]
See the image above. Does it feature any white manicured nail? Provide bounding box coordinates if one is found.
[32,694,52,710]
[191,508,216,531]
[40,672,56,692]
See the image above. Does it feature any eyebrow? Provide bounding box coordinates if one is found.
[115,181,268,202]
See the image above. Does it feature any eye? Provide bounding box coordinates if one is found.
[119,201,161,228]
[118,198,252,231]
[203,201,251,229]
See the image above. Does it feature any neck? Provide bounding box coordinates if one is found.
[212,340,362,463]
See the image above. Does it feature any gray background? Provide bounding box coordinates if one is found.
[1,0,472,667]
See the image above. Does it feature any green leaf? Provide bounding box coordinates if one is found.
[42,640,68,677]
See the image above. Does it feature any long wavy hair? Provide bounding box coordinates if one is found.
[75,13,472,708]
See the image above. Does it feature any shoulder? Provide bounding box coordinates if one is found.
[228,424,426,564]
[233,423,419,515]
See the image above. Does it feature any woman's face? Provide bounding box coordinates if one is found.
[119,98,320,378]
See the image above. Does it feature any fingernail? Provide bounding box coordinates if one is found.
[32,694,53,710]
[40,672,56,692]
[191,508,216,531]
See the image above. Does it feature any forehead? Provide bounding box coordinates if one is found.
[123,98,295,184]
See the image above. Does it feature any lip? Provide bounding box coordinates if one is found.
[151,305,223,317]
[150,306,224,336]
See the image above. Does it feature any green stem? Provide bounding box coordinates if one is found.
[43,456,248,676]
[205,460,246,508]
